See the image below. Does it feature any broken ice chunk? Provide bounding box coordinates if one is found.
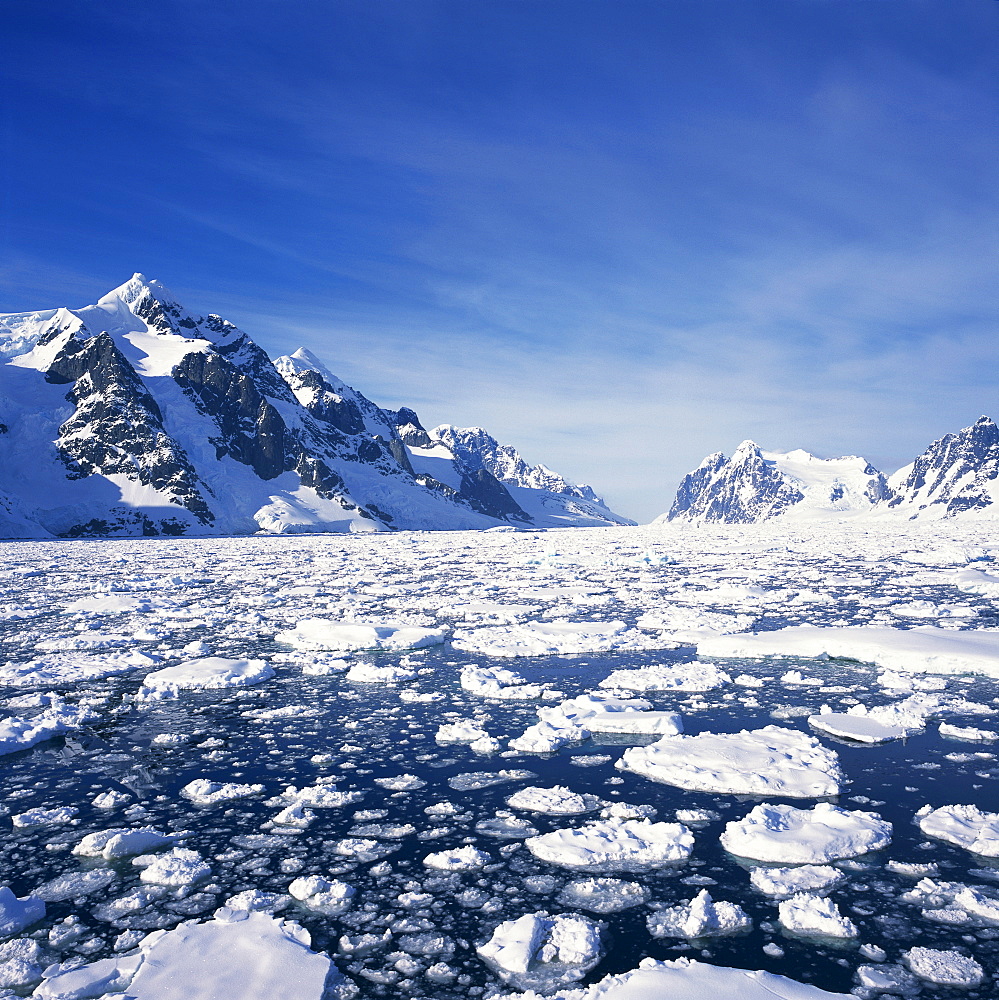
[647,889,751,939]
[477,910,605,992]
[778,893,857,939]
[423,846,490,871]
[0,887,44,936]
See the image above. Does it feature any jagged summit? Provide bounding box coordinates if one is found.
[887,415,999,518]
[662,417,999,525]
[665,443,889,524]
[0,276,630,538]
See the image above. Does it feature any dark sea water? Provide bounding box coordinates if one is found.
[3,640,999,999]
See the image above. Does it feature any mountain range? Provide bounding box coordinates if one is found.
[0,275,633,538]
[661,416,999,523]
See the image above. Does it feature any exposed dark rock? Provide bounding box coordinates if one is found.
[47,333,214,524]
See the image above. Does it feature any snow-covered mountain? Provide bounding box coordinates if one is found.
[886,416,999,519]
[663,441,891,523]
[426,424,630,527]
[0,275,631,537]
[662,417,999,524]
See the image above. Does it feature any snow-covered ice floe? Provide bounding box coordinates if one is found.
[181,779,265,805]
[646,889,751,939]
[749,865,845,898]
[423,846,491,871]
[275,618,447,652]
[452,619,668,657]
[916,803,999,856]
[807,711,908,743]
[777,893,858,939]
[137,657,273,699]
[0,702,93,755]
[0,886,45,936]
[0,650,157,687]
[557,878,647,913]
[73,827,184,860]
[490,955,852,999]
[509,692,683,753]
[699,625,999,679]
[939,722,998,742]
[721,803,892,863]
[599,661,731,693]
[545,692,683,735]
[288,876,355,916]
[526,817,693,870]
[901,877,999,927]
[477,910,605,992]
[460,664,561,701]
[903,946,984,986]
[617,727,842,798]
[506,786,603,815]
[32,911,353,1000]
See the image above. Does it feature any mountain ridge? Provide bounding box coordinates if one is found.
[661,418,999,524]
[0,275,633,538]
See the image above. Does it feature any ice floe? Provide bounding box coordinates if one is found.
[287,876,355,915]
[721,803,892,863]
[541,692,683,736]
[699,625,999,678]
[452,619,665,657]
[903,946,984,986]
[73,827,183,860]
[901,877,999,926]
[460,664,561,701]
[807,710,907,743]
[180,778,265,805]
[134,847,211,886]
[618,726,842,798]
[778,893,857,939]
[0,887,45,936]
[276,618,446,652]
[506,786,603,815]
[32,911,351,1000]
[647,888,751,939]
[138,657,273,699]
[0,702,93,755]
[344,661,417,683]
[599,661,730,692]
[526,817,694,870]
[0,650,157,687]
[940,721,998,741]
[490,955,853,999]
[749,864,845,898]
[916,803,999,856]
[423,846,491,871]
[557,878,647,913]
[477,910,605,991]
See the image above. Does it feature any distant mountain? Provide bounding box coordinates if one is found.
[662,441,890,523]
[426,424,630,527]
[0,275,631,537]
[886,416,999,518]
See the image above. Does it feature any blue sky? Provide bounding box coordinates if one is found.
[2,0,998,522]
